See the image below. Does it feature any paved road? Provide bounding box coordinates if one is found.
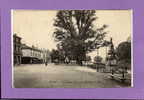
[14,63,130,88]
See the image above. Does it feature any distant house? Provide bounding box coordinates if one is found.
[13,34,22,65]
[21,44,43,64]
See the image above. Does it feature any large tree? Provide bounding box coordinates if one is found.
[53,10,108,65]
[116,41,131,61]
[50,49,60,63]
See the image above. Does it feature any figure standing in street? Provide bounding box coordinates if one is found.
[45,61,48,66]
[65,57,69,64]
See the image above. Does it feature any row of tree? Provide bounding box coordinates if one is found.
[50,48,92,64]
[50,40,131,66]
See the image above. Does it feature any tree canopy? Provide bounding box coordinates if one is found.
[53,10,108,65]
[116,41,131,61]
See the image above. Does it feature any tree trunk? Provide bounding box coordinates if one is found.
[76,55,83,66]
[77,59,82,66]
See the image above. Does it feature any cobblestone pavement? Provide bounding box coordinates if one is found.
[13,63,131,88]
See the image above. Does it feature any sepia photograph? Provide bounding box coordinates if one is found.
[12,10,132,88]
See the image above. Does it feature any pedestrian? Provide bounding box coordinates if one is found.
[45,61,48,66]
[65,57,69,64]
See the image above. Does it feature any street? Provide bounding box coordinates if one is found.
[14,63,130,88]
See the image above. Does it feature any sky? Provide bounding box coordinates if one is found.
[12,10,132,60]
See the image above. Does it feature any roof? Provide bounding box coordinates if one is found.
[22,44,42,52]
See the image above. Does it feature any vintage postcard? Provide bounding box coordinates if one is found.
[12,10,132,88]
[1,0,144,99]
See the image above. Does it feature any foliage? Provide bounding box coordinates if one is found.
[94,56,103,63]
[50,49,60,63]
[116,41,131,69]
[85,56,91,62]
[53,10,108,65]
[116,41,131,61]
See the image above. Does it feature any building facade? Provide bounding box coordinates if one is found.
[13,34,22,65]
[21,44,44,64]
[21,44,50,64]
[13,34,50,65]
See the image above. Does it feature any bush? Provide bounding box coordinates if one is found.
[116,42,131,60]
[116,42,131,69]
